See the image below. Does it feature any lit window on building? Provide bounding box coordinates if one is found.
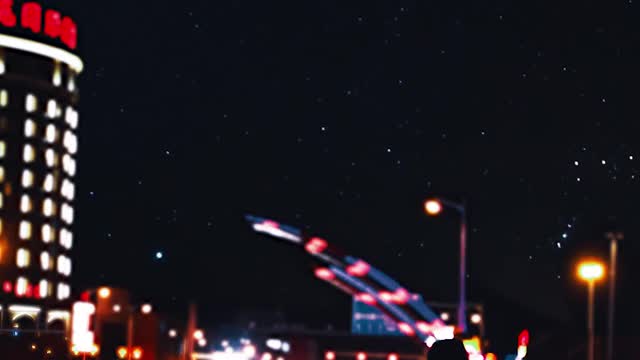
[68,74,76,92]
[62,154,76,176]
[0,56,5,75]
[53,62,62,86]
[25,119,37,137]
[60,229,73,249]
[41,251,51,270]
[22,169,34,188]
[16,248,30,268]
[16,277,29,297]
[39,279,49,298]
[0,192,3,209]
[23,144,36,163]
[43,198,56,217]
[61,179,75,201]
[45,148,58,167]
[57,283,70,300]
[43,173,55,193]
[63,131,77,154]
[47,99,58,118]
[42,224,55,243]
[57,256,71,276]
[0,166,4,182]
[19,221,32,240]
[20,194,32,213]
[61,203,73,224]
[26,94,38,113]
[0,141,6,158]
[65,107,79,129]
[45,124,57,143]
[0,89,8,107]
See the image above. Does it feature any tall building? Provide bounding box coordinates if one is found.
[0,0,81,344]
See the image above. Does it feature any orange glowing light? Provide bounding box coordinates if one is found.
[132,347,143,360]
[577,260,605,282]
[116,347,127,359]
[424,200,442,216]
[98,287,111,299]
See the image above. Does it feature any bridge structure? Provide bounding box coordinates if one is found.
[245,215,466,350]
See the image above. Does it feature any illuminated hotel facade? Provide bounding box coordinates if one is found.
[0,1,81,336]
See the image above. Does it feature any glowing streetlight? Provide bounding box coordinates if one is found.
[470,313,482,325]
[140,304,152,314]
[577,260,605,360]
[98,287,111,299]
[132,347,143,360]
[168,329,177,338]
[198,338,207,347]
[424,200,443,216]
[193,329,204,340]
[423,197,468,334]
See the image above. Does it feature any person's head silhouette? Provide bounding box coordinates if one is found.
[428,339,468,360]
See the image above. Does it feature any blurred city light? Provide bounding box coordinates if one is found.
[198,338,208,347]
[116,347,127,359]
[133,347,143,360]
[578,261,605,282]
[98,287,111,299]
[169,329,178,338]
[387,353,398,360]
[424,199,443,216]
[325,351,336,360]
[243,345,257,357]
[470,313,482,324]
[305,237,328,254]
[141,304,152,314]
[346,260,371,277]
[440,312,450,321]
[314,267,335,281]
[194,329,205,340]
[356,351,367,360]
[112,304,121,313]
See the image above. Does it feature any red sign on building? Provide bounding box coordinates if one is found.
[0,0,77,49]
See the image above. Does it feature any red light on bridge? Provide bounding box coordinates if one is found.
[356,352,367,360]
[347,261,370,277]
[315,268,335,281]
[379,291,393,302]
[325,351,336,360]
[416,321,431,334]
[397,323,415,336]
[262,220,280,229]
[356,293,377,306]
[388,354,398,360]
[393,288,409,304]
[305,237,328,254]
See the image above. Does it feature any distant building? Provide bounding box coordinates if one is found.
[0,0,82,354]
[86,287,182,360]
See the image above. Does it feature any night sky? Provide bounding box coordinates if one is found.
[61,0,640,336]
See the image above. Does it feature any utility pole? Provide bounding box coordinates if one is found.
[606,232,623,360]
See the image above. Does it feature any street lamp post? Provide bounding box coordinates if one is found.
[577,260,605,360]
[605,232,622,360]
[424,198,468,334]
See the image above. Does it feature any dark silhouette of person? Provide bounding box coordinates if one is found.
[428,339,468,360]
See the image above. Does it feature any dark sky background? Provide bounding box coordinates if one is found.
[50,0,640,343]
